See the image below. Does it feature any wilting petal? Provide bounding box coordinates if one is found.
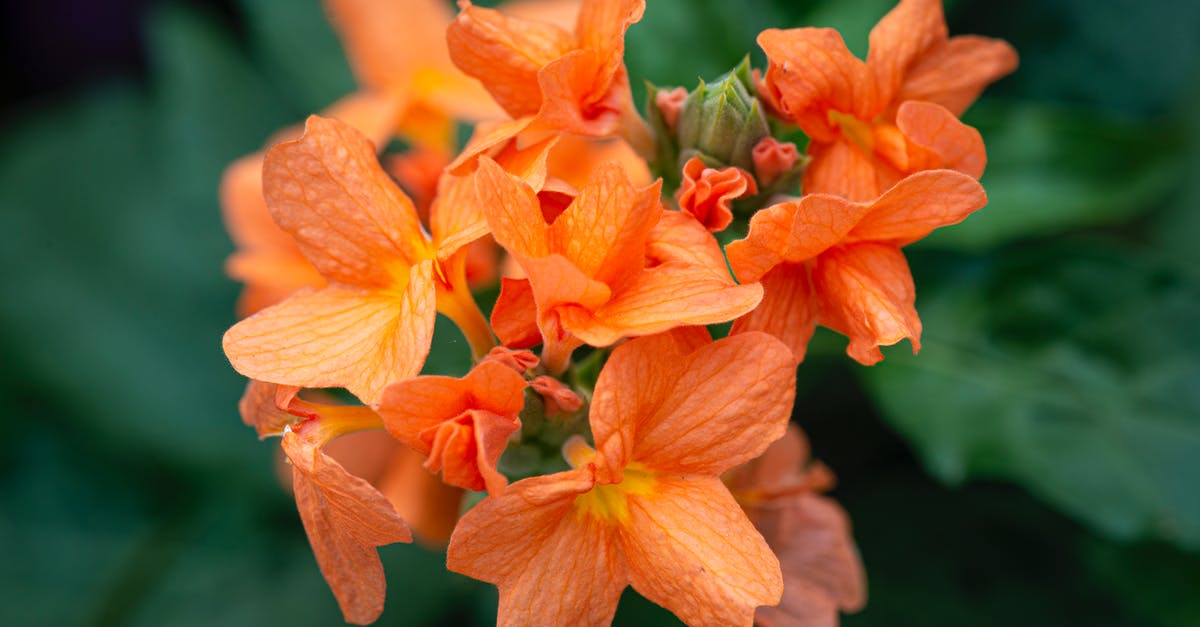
[845,169,987,247]
[223,262,436,405]
[866,0,947,108]
[896,101,985,178]
[562,265,761,347]
[474,156,550,258]
[802,137,885,201]
[491,277,544,348]
[262,116,429,288]
[731,263,817,363]
[447,2,576,118]
[627,333,794,476]
[548,162,661,287]
[814,243,920,365]
[447,470,628,627]
[281,429,412,625]
[623,476,783,627]
[757,28,875,141]
[238,380,303,438]
[589,328,712,476]
[898,35,1019,116]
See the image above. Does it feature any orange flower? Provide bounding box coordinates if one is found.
[727,426,866,627]
[727,170,987,364]
[675,156,758,232]
[221,92,403,316]
[377,360,528,495]
[445,0,652,171]
[223,116,495,405]
[446,329,797,626]
[474,156,762,372]
[758,0,1016,200]
[325,0,505,151]
[239,381,410,625]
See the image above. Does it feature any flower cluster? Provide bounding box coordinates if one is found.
[219,0,1015,624]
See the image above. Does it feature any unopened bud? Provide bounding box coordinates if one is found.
[677,57,770,171]
[752,137,800,187]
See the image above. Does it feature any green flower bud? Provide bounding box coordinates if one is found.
[676,57,770,172]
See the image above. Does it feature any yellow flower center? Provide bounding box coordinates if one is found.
[827,109,876,154]
[562,435,657,526]
[572,465,657,526]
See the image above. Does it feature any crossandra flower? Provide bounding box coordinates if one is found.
[446,329,797,626]
[727,170,988,364]
[220,93,403,316]
[376,359,528,496]
[473,155,762,372]
[222,115,495,405]
[446,0,652,170]
[239,381,411,625]
[758,0,1017,200]
[727,425,867,627]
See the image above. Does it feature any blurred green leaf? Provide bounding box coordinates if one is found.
[0,4,291,475]
[1084,540,1200,627]
[922,102,1187,250]
[237,0,356,113]
[862,244,1200,548]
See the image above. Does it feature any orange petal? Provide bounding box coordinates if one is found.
[645,211,731,272]
[897,35,1019,116]
[730,262,817,363]
[521,253,613,313]
[430,173,490,259]
[754,495,867,627]
[727,191,874,283]
[325,0,452,91]
[531,375,584,416]
[546,134,652,189]
[321,89,408,149]
[262,116,429,288]
[845,169,988,247]
[474,156,550,258]
[548,162,662,287]
[238,380,303,438]
[562,265,761,347]
[813,243,920,365]
[223,262,437,405]
[623,475,782,626]
[446,470,628,626]
[375,446,465,547]
[757,28,875,141]
[447,1,576,119]
[588,328,712,477]
[802,137,887,201]
[896,101,986,178]
[866,0,947,108]
[726,424,812,501]
[574,0,644,75]
[377,361,526,494]
[622,332,794,475]
[491,277,544,348]
[281,428,412,625]
[675,157,756,233]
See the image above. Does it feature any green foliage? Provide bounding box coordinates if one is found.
[863,244,1200,548]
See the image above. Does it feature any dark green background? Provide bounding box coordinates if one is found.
[1,0,1198,625]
